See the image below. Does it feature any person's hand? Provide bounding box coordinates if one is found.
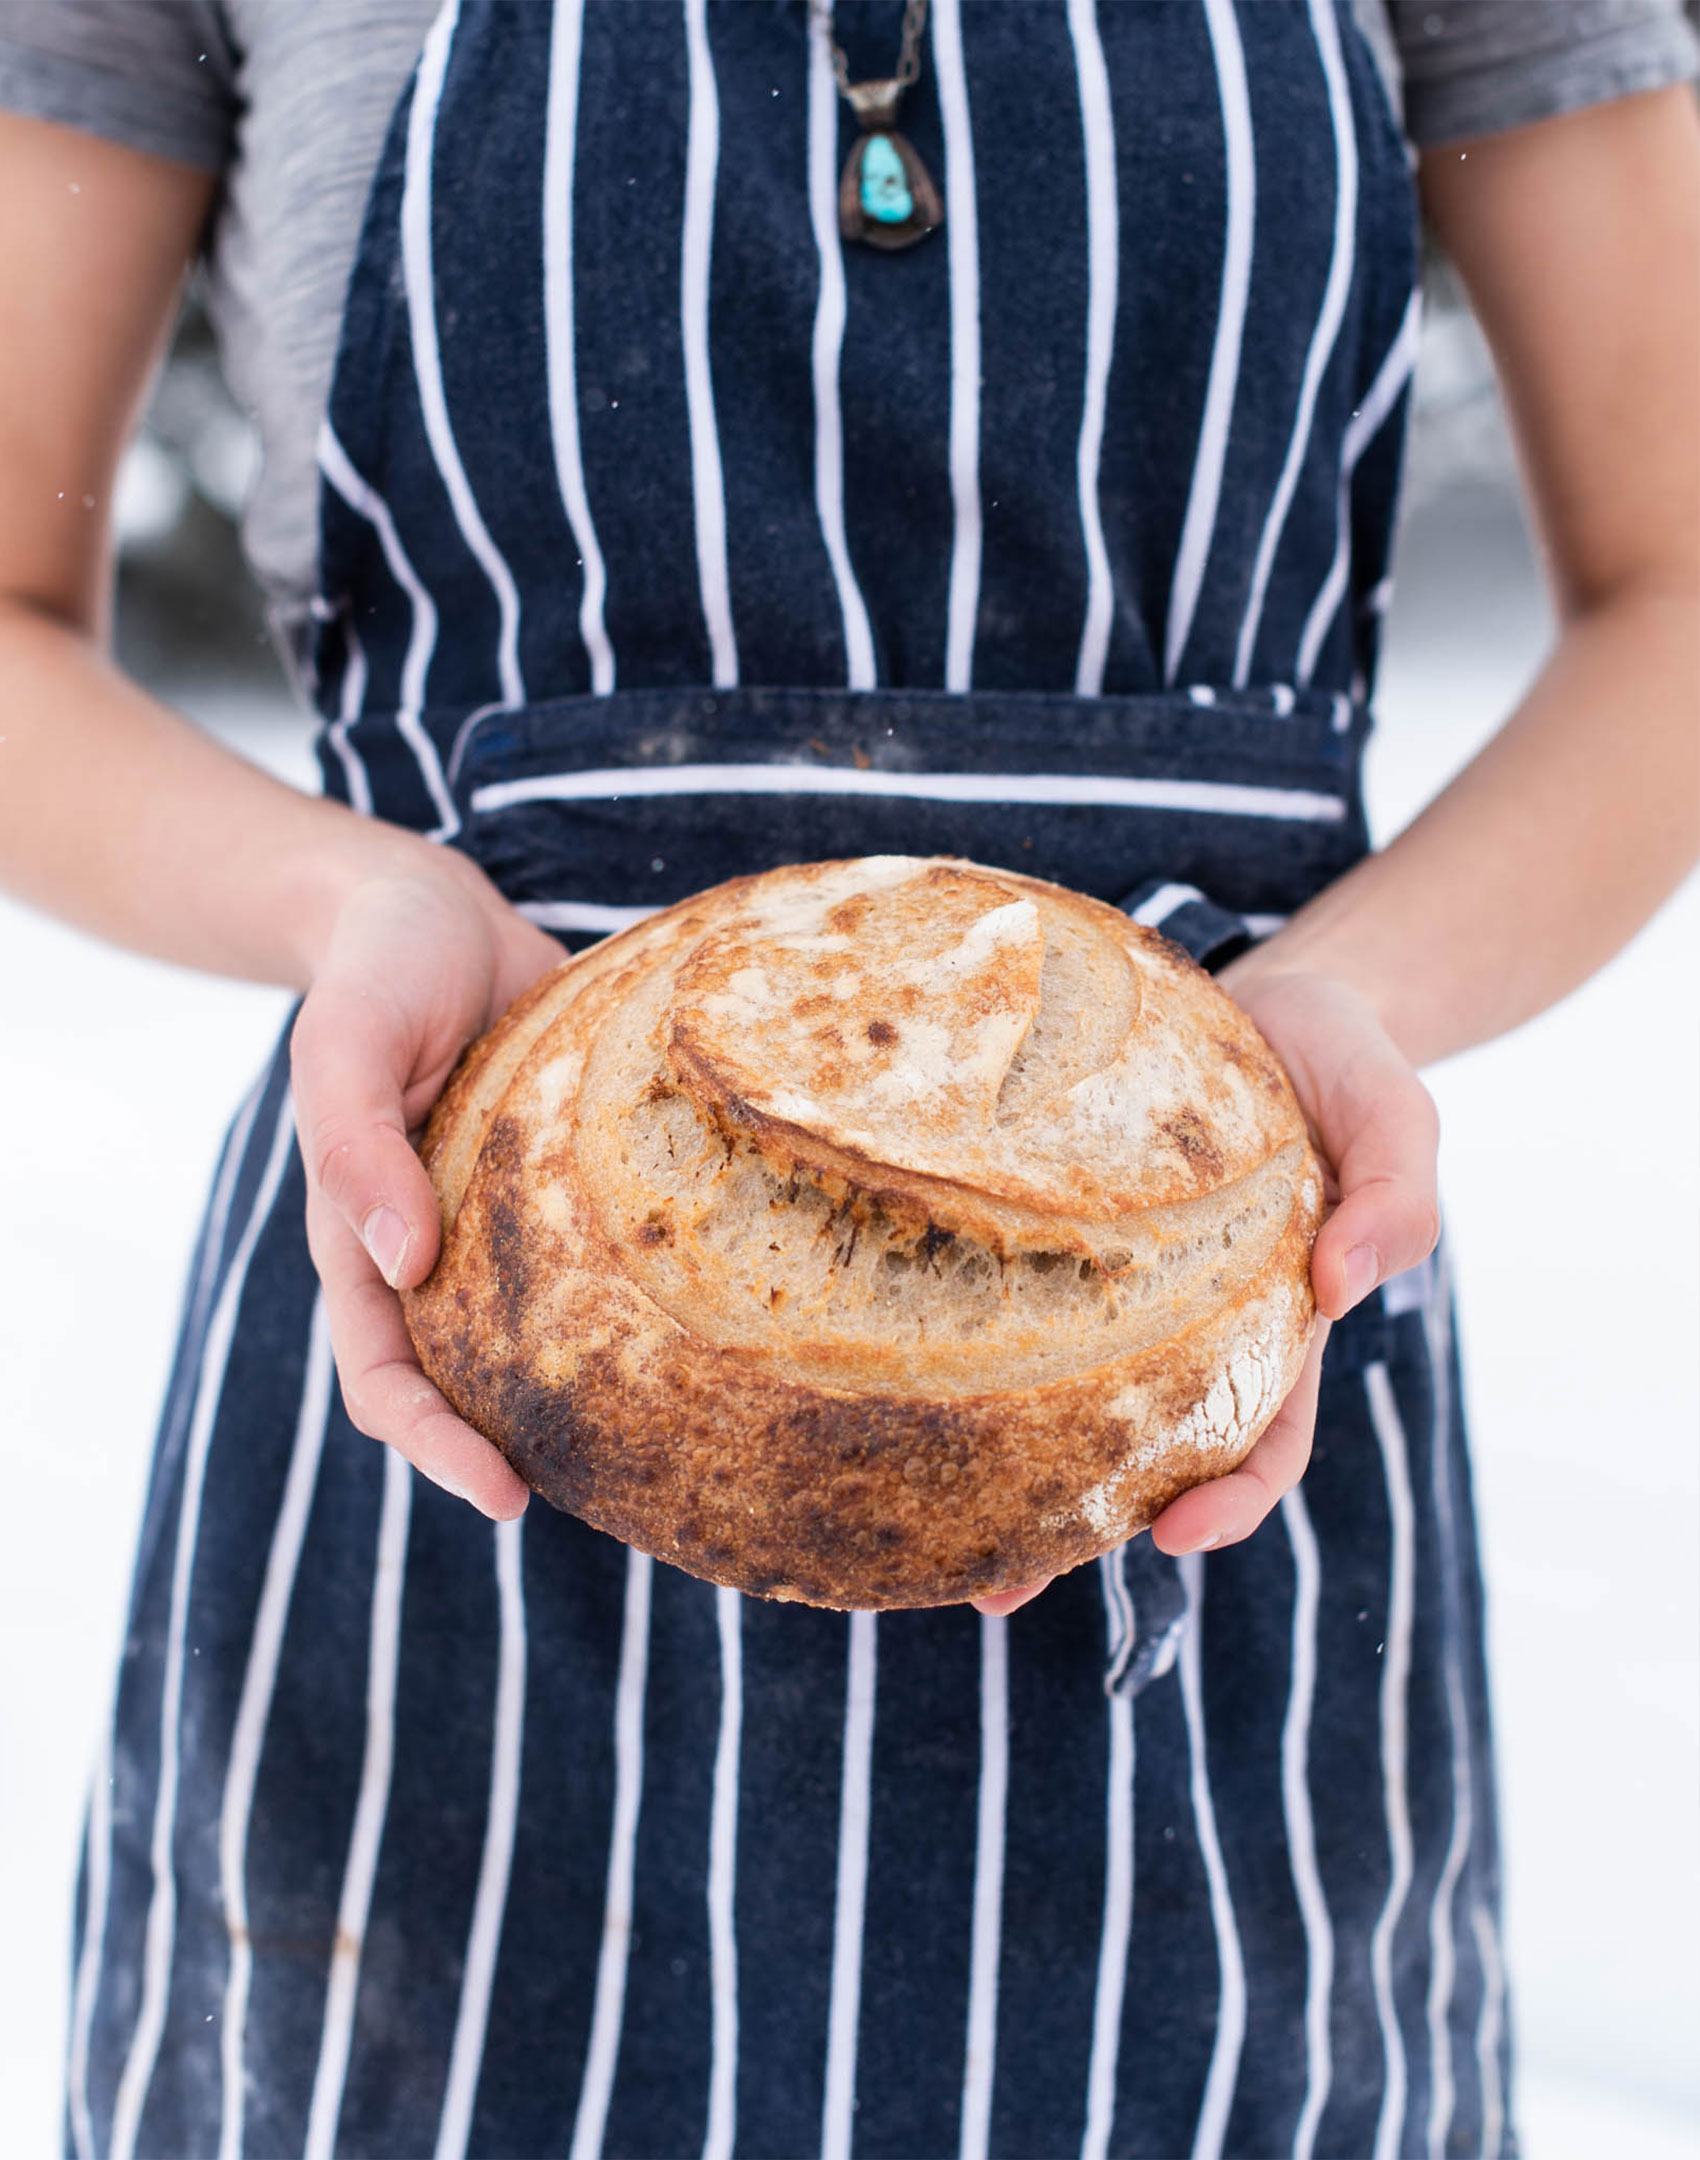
[290,860,566,1517]
[970,960,1439,1618]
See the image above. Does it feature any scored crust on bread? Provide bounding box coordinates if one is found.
[403,856,1322,1609]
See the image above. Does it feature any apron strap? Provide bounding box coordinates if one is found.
[1117,877,1274,973]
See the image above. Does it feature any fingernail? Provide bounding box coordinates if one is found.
[1342,1244,1380,1309]
[362,1205,412,1287]
[1174,1530,1223,1557]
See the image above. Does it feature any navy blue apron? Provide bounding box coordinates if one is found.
[68,5,1515,2155]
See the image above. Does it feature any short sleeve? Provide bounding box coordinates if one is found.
[1390,0,1699,147]
[0,0,237,172]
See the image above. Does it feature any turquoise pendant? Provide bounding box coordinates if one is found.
[859,134,913,224]
[837,79,943,251]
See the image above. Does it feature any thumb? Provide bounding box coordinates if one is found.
[290,981,445,1291]
[1308,1031,1440,1319]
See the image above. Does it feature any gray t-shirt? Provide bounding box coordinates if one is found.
[1,0,1694,639]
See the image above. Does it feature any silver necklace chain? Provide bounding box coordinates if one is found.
[819,0,931,100]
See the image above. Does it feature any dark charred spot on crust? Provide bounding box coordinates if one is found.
[782,1390,959,1469]
[1159,1110,1226,1179]
[641,1070,675,1105]
[479,1112,528,1174]
[481,1373,592,1511]
[866,1018,898,1047]
[480,1193,534,1339]
[634,1218,670,1247]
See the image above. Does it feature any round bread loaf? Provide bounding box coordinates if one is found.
[403,856,1321,1608]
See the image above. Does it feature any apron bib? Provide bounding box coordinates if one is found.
[70,8,1514,2156]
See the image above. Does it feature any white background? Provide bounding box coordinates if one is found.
[1,359,1695,2153]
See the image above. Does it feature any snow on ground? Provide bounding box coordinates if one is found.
[1,481,1695,2152]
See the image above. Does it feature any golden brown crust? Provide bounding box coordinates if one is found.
[404,856,1321,1608]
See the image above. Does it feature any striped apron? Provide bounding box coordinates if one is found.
[67,5,1516,2155]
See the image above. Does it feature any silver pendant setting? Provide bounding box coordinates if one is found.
[836,79,943,251]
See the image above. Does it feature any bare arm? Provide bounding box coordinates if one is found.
[0,112,558,1518]
[0,113,508,981]
[1237,86,1700,1067]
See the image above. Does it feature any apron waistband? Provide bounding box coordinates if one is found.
[317,682,1372,927]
